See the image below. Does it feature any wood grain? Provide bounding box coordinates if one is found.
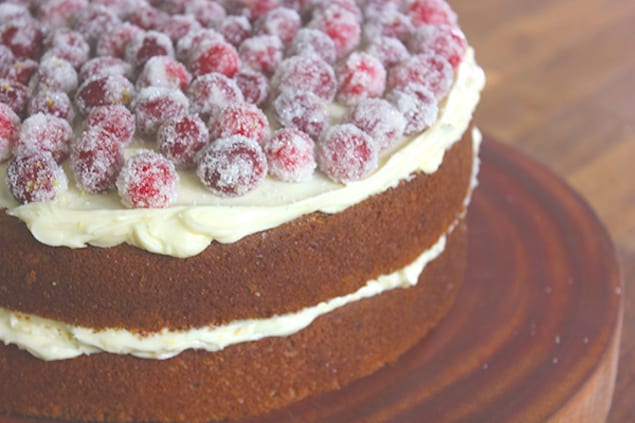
[451,0,635,420]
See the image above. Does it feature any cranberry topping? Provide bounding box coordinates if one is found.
[15,113,73,162]
[116,150,179,208]
[157,114,209,169]
[336,52,386,105]
[188,73,244,117]
[272,55,337,102]
[71,128,124,193]
[0,102,20,161]
[208,102,270,145]
[273,90,328,139]
[238,35,283,76]
[85,105,136,146]
[28,90,76,123]
[6,151,68,204]
[133,86,189,135]
[345,98,406,152]
[75,74,135,115]
[264,128,316,182]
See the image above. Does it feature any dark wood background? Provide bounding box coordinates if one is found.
[451,0,635,421]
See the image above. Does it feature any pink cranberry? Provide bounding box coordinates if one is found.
[309,5,360,59]
[85,105,135,146]
[272,55,337,102]
[314,0,362,22]
[387,53,454,100]
[217,15,251,47]
[4,59,38,86]
[133,86,189,135]
[208,102,270,145]
[244,0,280,20]
[15,113,73,162]
[287,28,336,65]
[316,124,378,183]
[345,98,406,152]
[386,84,439,135]
[79,56,134,82]
[255,7,301,44]
[0,45,15,77]
[264,128,316,182]
[6,151,68,204]
[188,73,244,117]
[0,18,43,59]
[407,0,457,26]
[28,90,76,123]
[45,28,90,69]
[272,90,328,139]
[234,69,269,106]
[92,0,139,19]
[196,135,268,197]
[0,78,28,116]
[38,0,88,30]
[238,35,283,76]
[0,102,20,161]
[96,23,143,59]
[128,5,167,30]
[116,150,179,208]
[363,9,413,43]
[184,0,226,28]
[75,74,135,115]
[365,36,409,68]
[0,3,30,25]
[157,114,209,169]
[188,38,239,78]
[125,30,175,69]
[337,52,386,105]
[136,56,191,91]
[71,128,124,193]
[409,24,467,69]
[156,14,201,42]
[34,56,78,94]
[74,4,121,46]
[176,28,224,62]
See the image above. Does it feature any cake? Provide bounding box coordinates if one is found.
[0,0,485,422]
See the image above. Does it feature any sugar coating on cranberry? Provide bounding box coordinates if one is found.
[287,28,336,65]
[125,30,175,69]
[273,90,328,139]
[156,14,201,42]
[188,38,239,78]
[28,90,76,123]
[208,102,270,145]
[264,128,316,182]
[0,18,43,59]
[71,127,124,193]
[255,7,301,44]
[85,105,135,146]
[234,69,269,106]
[175,28,224,62]
[75,74,135,115]
[15,113,74,163]
[407,0,458,26]
[4,59,38,86]
[129,5,167,30]
[243,0,281,20]
[0,45,15,77]
[0,102,20,161]
[157,114,209,169]
[133,86,189,135]
[184,0,226,28]
[272,55,337,102]
[38,0,89,30]
[387,53,454,100]
[365,36,410,68]
[217,15,251,47]
[74,5,121,46]
[6,151,68,204]
[345,98,406,152]
[314,0,362,22]
[188,73,244,117]
[45,28,90,69]
[96,22,143,59]
[196,135,268,197]
[116,150,179,208]
[79,56,134,81]
[316,124,378,183]
[337,52,386,105]
[92,0,139,19]
[239,35,283,76]
[309,5,360,59]
[409,24,467,69]
[34,56,78,94]
[0,3,30,25]
[363,9,413,43]
[386,84,439,135]
[0,78,28,116]
[136,56,192,91]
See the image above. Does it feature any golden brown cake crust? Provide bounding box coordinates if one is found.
[0,220,467,423]
[0,132,473,332]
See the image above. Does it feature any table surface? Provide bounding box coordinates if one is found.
[451,0,635,421]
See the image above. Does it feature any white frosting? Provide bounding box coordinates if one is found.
[0,49,485,258]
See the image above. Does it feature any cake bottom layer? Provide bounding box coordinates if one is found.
[0,221,467,423]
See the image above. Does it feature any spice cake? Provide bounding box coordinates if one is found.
[0,0,485,421]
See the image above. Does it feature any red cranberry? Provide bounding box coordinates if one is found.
[363,9,413,43]
[85,105,135,146]
[75,74,135,115]
[0,78,28,116]
[92,0,139,19]
[314,0,362,22]
[409,24,467,69]
[217,15,251,47]
[272,55,337,102]
[15,113,73,162]
[125,30,175,69]
[0,17,43,59]
[188,38,239,78]
[309,5,360,59]
[71,128,124,193]
[28,90,76,123]
[74,4,121,46]
[337,52,386,105]
[238,35,283,76]
[264,128,316,182]
[407,0,457,26]
[0,44,15,77]
[272,90,328,139]
[365,36,409,68]
[128,5,167,30]
[244,0,280,20]
[208,102,270,145]
[184,0,226,28]
[387,53,453,100]
[175,28,224,62]
[0,102,20,161]
[38,0,89,30]
[0,3,30,25]
[45,28,90,69]
[116,150,179,208]
[196,135,268,197]
[34,56,78,94]
[96,23,143,59]
[234,69,269,106]
[133,86,189,135]
[188,73,243,117]
[287,28,336,65]
[345,98,406,152]
[255,7,301,44]
[157,114,209,169]
[4,59,38,86]
[6,151,68,204]
[79,56,134,82]
[156,14,201,42]
[136,56,191,91]
[386,84,439,135]
[316,124,378,182]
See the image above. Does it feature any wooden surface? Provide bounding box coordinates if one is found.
[451,0,635,421]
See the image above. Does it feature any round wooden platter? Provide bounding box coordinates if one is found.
[1,136,623,423]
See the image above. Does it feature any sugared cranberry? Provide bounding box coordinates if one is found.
[264,128,316,182]
[217,15,251,47]
[125,30,175,69]
[255,7,301,44]
[337,52,386,105]
[71,128,124,193]
[184,0,226,28]
[309,5,360,59]
[409,24,466,69]
[365,36,409,68]
[75,74,135,115]
[79,56,134,81]
[133,86,189,135]
[188,38,239,78]
[234,69,269,106]
[0,78,28,116]
[208,102,270,145]
[406,0,457,26]
[0,45,15,77]
[38,0,89,30]
[196,135,268,197]
[28,90,76,123]
[272,55,337,102]
[244,0,280,20]
[15,113,73,162]
[33,56,78,94]
[85,105,135,146]
[96,23,143,59]
[387,53,454,100]
[345,98,406,152]
[156,14,201,42]
[175,28,224,62]
[188,73,244,117]
[316,124,378,183]
[6,151,68,204]
[45,28,90,69]
[314,0,362,22]
[0,18,43,59]
[0,3,30,25]
[363,9,413,43]
[273,90,328,139]
[4,59,38,86]
[0,102,20,161]
[116,150,179,208]
[157,114,209,169]
[386,84,439,135]
[129,5,167,30]
[92,0,139,19]
[287,28,336,65]
[238,35,283,76]
[136,56,191,91]
[74,4,121,46]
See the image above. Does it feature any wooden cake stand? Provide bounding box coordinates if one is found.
[2,136,624,423]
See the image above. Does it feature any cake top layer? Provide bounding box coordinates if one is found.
[0,0,485,256]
